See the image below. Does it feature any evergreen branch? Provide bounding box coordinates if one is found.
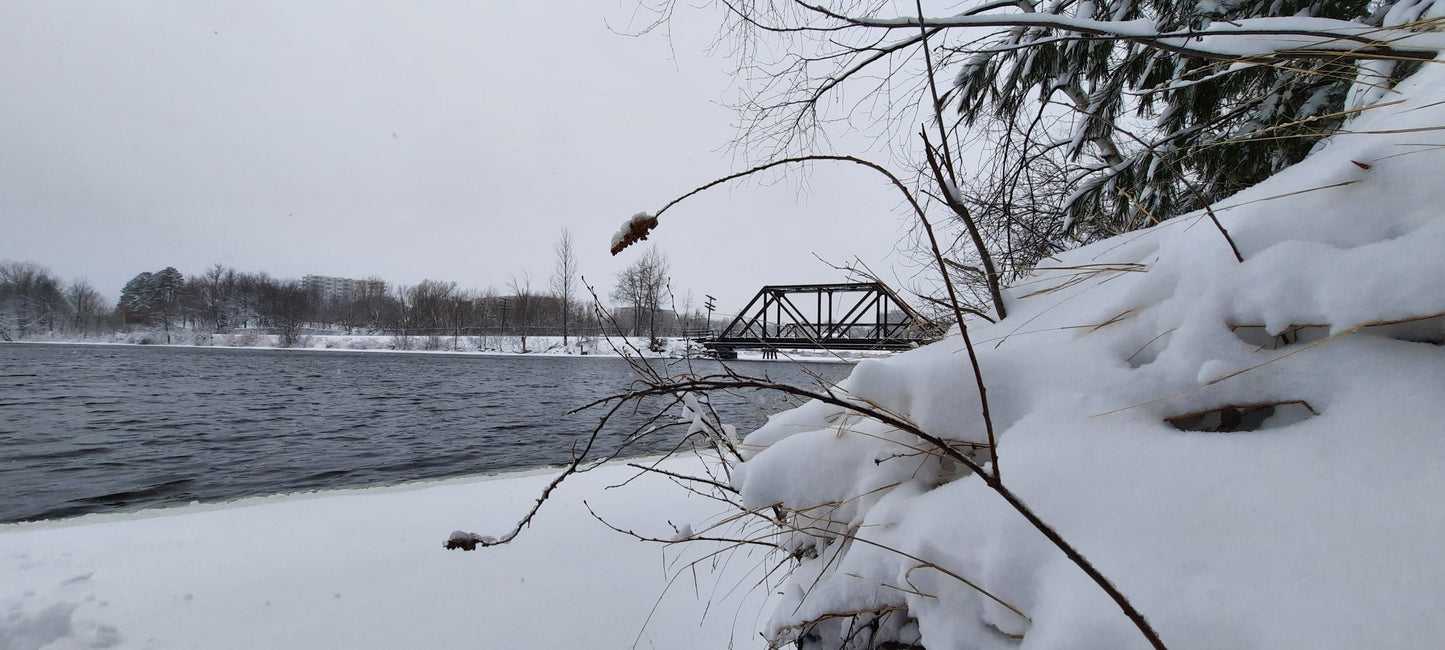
[795,5,1444,61]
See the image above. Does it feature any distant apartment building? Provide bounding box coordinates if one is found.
[303,274,377,303]
[608,306,680,336]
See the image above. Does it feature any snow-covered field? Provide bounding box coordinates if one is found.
[0,456,770,650]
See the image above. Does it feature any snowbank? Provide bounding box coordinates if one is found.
[725,63,1445,648]
[0,457,771,650]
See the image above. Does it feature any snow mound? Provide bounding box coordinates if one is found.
[729,64,1445,648]
[0,600,121,650]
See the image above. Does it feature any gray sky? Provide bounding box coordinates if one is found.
[0,1,913,315]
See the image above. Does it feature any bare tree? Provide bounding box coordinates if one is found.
[388,284,412,349]
[550,229,579,347]
[258,279,311,347]
[440,290,471,350]
[679,289,696,333]
[0,261,65,339]
[507,272,536,353]
[350,277,389,332]
[194,264,236,333]
[64,279,105,337]
[610,245,671,348]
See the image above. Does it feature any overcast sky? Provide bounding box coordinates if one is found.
[0,1,915,315]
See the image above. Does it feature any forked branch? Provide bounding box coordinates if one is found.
[612,153,1004,478]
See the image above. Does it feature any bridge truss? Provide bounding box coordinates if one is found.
[705,282,939,356]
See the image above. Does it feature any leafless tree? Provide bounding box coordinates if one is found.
[260,280,310,347]
[507,272,537,352]
[388,284,412,349]
[195,264,235,332]
[610,244,671,347]
[445,290,476,351]
[0,260,66,339]
[351,277,389,332]
[550,229,580,347]
[64,279,105,337]
[408,279,456,330]
[679,289,697,332]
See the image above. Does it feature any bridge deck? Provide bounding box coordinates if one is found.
[705,337,920,351]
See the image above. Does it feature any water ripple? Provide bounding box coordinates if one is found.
[0,343,849,523]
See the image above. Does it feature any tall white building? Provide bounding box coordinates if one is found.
[303,275,364,303]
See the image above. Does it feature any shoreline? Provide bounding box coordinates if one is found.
[0,453,667,532]
[1,336,883,364]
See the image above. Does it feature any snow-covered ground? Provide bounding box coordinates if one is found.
[0,456,772,650]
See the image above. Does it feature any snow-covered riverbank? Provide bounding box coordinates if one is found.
[0,456,768,649]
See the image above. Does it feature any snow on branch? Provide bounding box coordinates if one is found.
[610,212,659,256]
[797,1,1445,61]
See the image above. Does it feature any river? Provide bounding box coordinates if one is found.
[0,343,852,523]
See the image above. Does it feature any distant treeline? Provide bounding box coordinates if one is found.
[0,253,709,347]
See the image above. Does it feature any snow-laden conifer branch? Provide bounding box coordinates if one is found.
[795,1,1445,61]
[1102,114,1246,261]
[662,0,1440,245]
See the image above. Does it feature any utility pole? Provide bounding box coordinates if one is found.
[499,297,510,335]
[704,295,717,335]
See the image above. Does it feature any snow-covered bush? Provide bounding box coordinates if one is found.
[223,329,263,347]
[344,337,389,350]
[672,61,1445,650]
[121,330,159,345]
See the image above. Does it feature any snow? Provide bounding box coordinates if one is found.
[7,40,1445,650]
[866,10,1445,58]
[0,456,773,650]
[725,58,1445,648]
[610,212,659,255]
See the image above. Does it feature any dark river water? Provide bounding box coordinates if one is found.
[0,343,851,523]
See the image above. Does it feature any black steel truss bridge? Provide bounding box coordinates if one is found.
[702,282,939,357]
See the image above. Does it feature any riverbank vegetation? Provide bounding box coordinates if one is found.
[1,236,710,349]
